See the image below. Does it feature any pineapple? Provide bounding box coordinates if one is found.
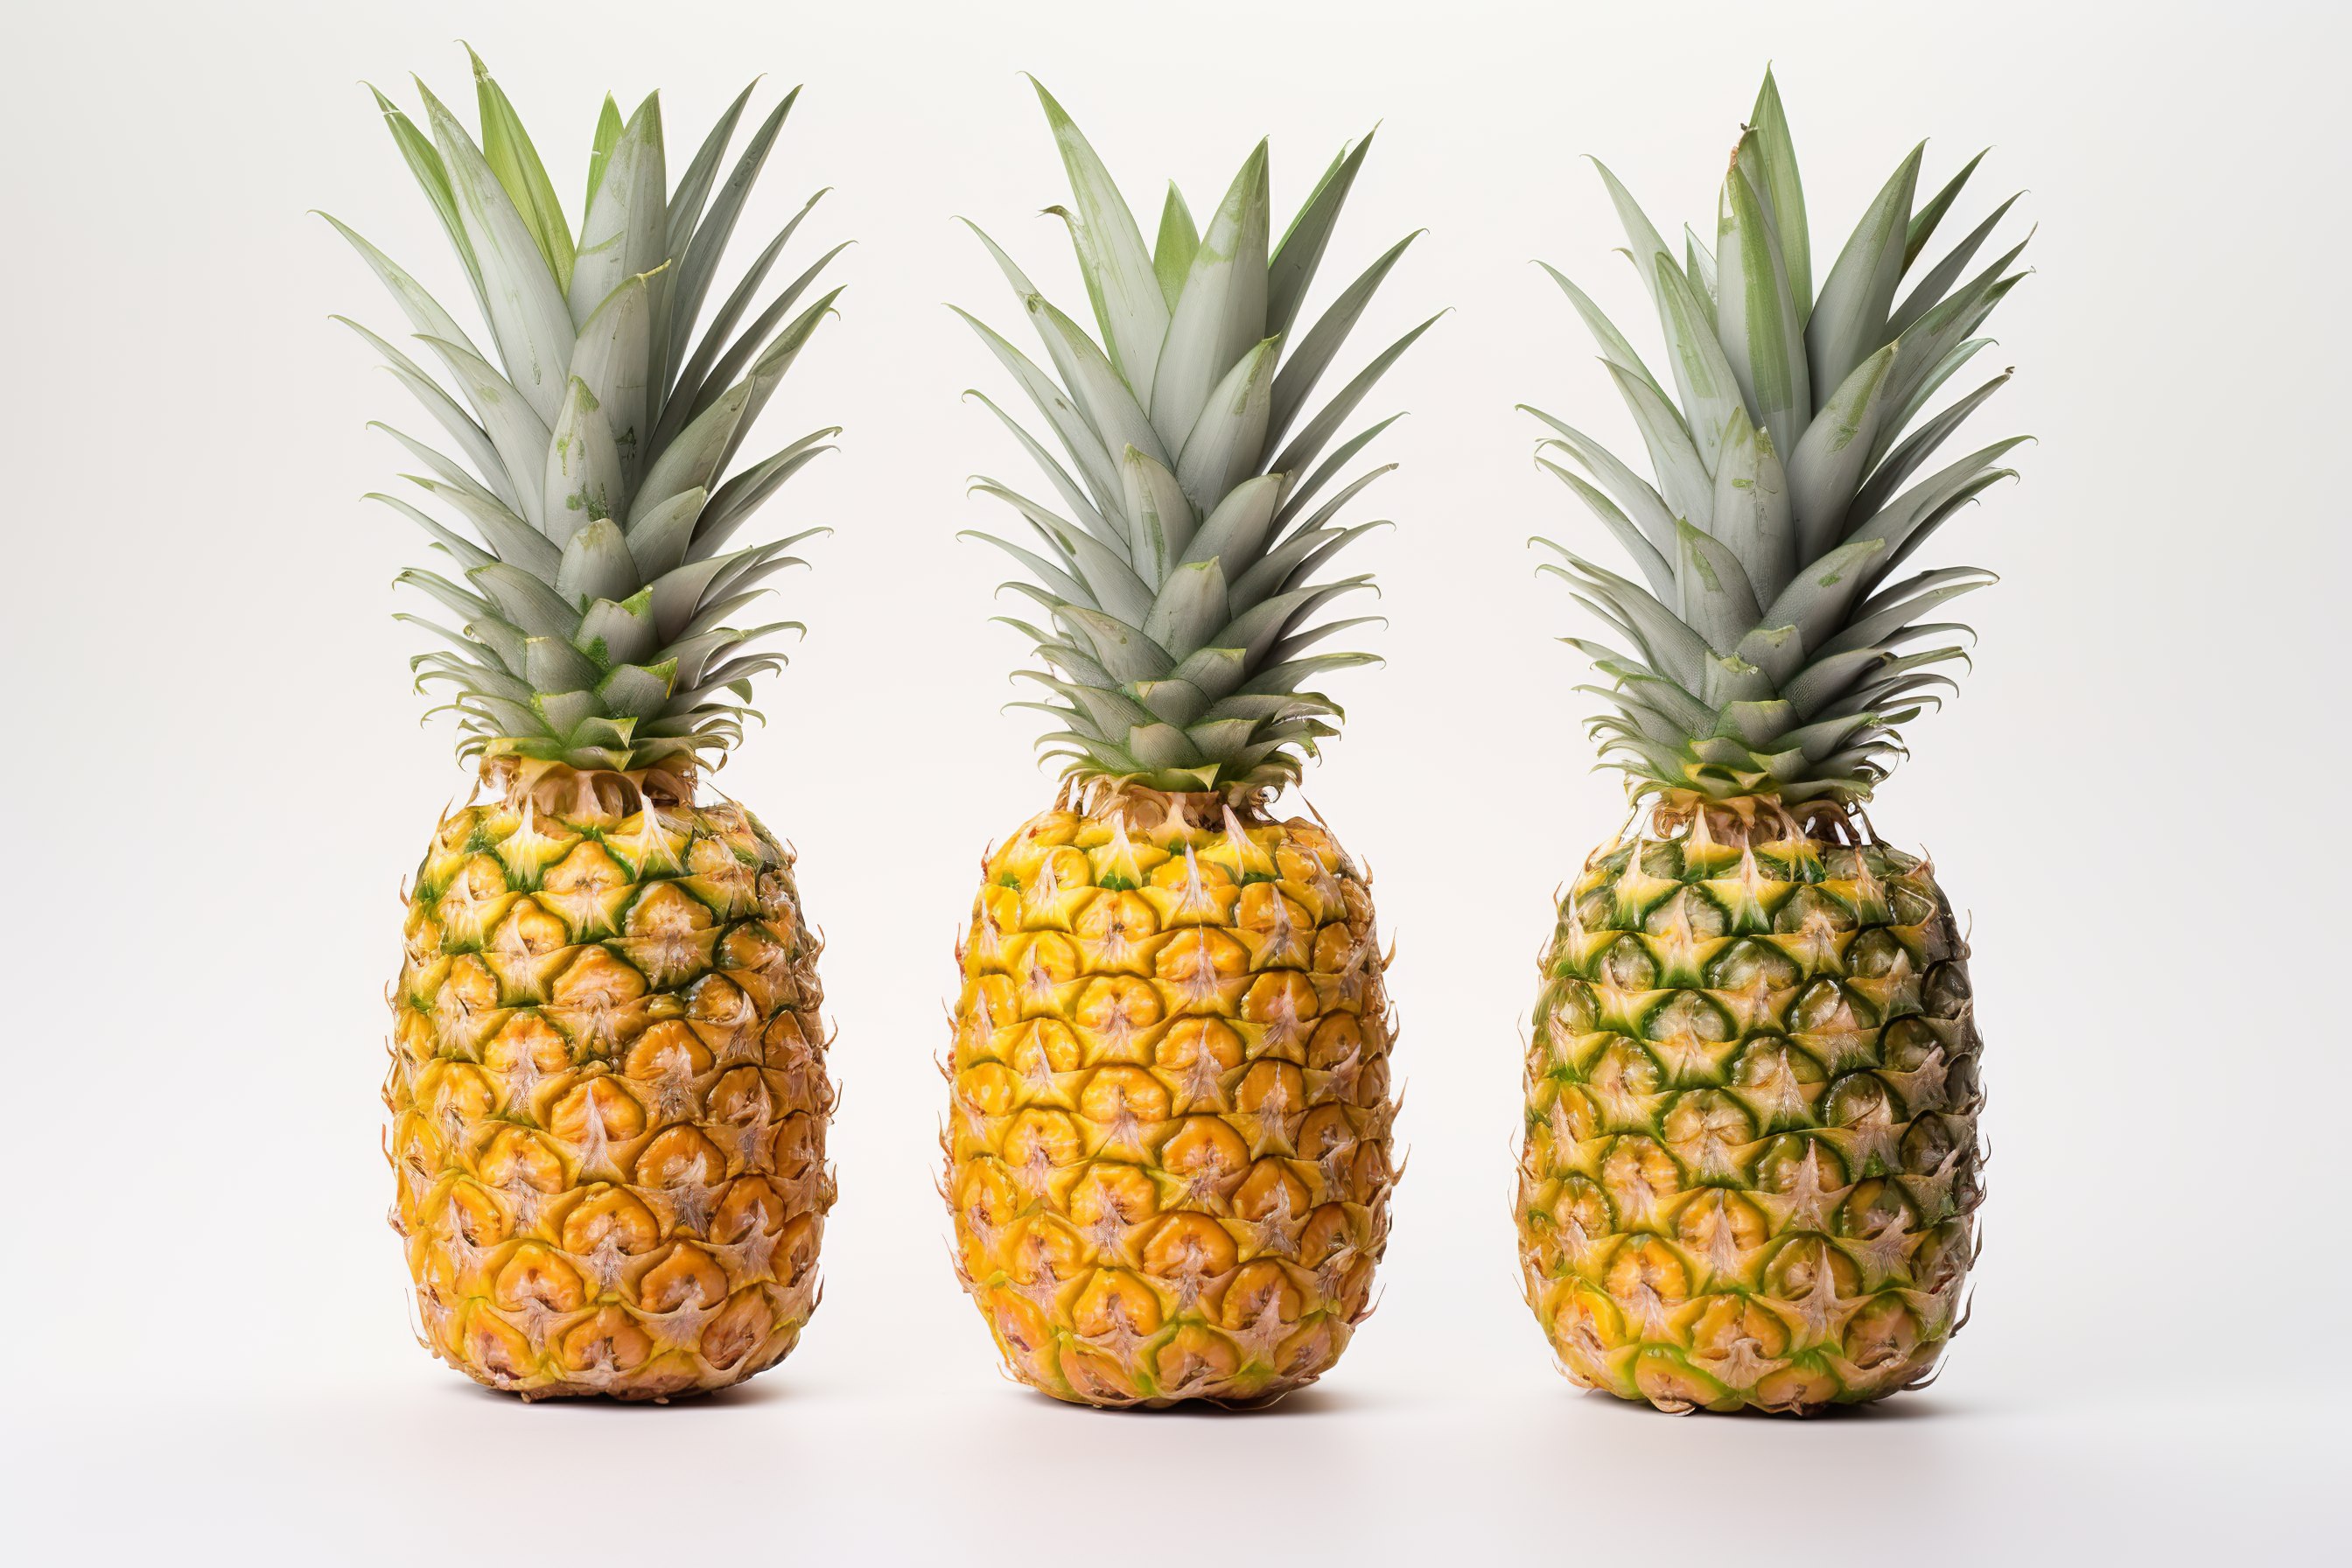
[943,82,1434,1408]
[332,53,845,1400]
[1516,72,2025,1413]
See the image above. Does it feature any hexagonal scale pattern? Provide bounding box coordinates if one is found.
[947,793,1398,1408]
[386,794,834,1400]
[1516,803,1983,1413]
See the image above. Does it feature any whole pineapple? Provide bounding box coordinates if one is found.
[333,54,845,1399]
[944,83,1434,1408]
[1516,72,2025,1413]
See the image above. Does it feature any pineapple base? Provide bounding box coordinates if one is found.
[1517,797,1982,1414]
[386,776,835,1400]
[947,787,1398,1408]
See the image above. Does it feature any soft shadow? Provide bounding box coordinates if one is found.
[1564,1386,1980,1423]
[444,1372,794,1411]
[1018,1382,1389,1419]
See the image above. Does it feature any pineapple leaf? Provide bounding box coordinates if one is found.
[1058,606,1177,682]
[1031,78,1171,394]
[1882,257,2027,425]
[1274,411,1404,525]
[1683,227,1718,329]
[584,94,625,216]
[1270,461,1396,550]
[1268,130,1376,340]
[1876,338,1997,467]
[1236,517,1389,607]
[576,590,660,667]
[1719,139,1810,462]
[1523,405,1678,556]
[1174,336,1281,514]
[664,88,798,391]
[1538,263,1662,396]
[369,491,494,572]
[1746,69,1812,317]
[1788,342,1897,560]
[364,86,487,323]
[1557,554,1707,687]
[965,528,1099,612]
[596,660,676,718]
[566,275,652,490]
[318,218,488,377]
[1536,467,1674,598]
[1024,292,1171,471]
[1150,142,1271,444]
[466,46,574,292]
[1153,184,1200,310]
[569,94,667,327]
[1600,361,1710,534]
[424,94,578,428]
[1707,416,1796,606]
[1269,229,1423,449]
[1757,536,1886,652]
[662,242,848,446]
[1816,569,1994,659]
[670,189,831,428]
[1672,518,1763,650]
[967,391,1117,546]
[472,561,583,640]
[692,431,837,561]
[1590,158,1677,310]
[981,486,1152,624]
[336,316,518,513]
[620,486,708,580]
[1805,144,1922,411]
[1852,369,2010,518]
[522,634,602,693]
[1906,149,1988,269]
[954,306,1124,532]
[630,374,750,528]
[404,475,556,575]
[713,284,842,480]
[1887,199,2026,343]
[1143,558,1232,654]
[1651,256,1743,476]
[1181,474,1284,570]
[543,378,626,543]
[372,424,503,519]
[1267,312,1439,483]
[416,333,555,528]
[1119,446,1194,584]
[662,80,758,262]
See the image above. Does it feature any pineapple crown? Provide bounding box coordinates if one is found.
[330,50,844,777]
[1530,69,2030,806]
[961,80,1437,797]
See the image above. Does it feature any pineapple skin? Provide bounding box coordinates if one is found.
[1517,799,1981,1414]
[387,785,835,1400]
[947,789,1397,1408]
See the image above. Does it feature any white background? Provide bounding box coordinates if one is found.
[4,0,2341,1561]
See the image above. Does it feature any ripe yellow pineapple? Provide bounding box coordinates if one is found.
[337,54,845,1399]
[1516,72,2023,1413]
[943,83,1432,1407]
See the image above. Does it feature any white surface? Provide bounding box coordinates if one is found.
[4,0,2342,1560]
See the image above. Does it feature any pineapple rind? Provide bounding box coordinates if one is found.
[947,792,1396,1407]
[1516,802,1982,1413]
[388,791,835,1399]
